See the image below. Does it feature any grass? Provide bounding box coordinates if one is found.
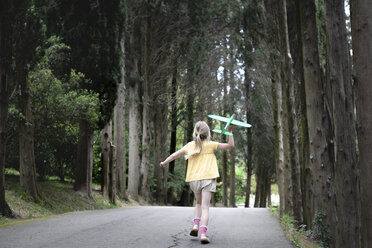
[0,173,138,226]
[270,206,320,248]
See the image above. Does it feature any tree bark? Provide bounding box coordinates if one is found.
[0,68,14,217]
[114,37,128,201]
[351,0,372,246]
[0,10,15,216]
[278,0,294,216]
[229,148,236,207]
[221,55,228,207]
[167,64,178,205]
[153,82,168,205]
[128,81,140,201]
[244,67,253,208]
[287,0,304,224]
[272,56,286,215]
[259,167,268,208]
[74,119,94,199]
[178,83,195,206]
[298,0,336,240]
[109,143,117,204]
[324,1,360,246]
[18,62,40,202]
[101,121,112,199]
[140,9,151,201]
[254,165,261,208]
[264,0,286,216]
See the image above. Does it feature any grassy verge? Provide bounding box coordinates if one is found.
[1,173,138,226]
[270,206,320,248]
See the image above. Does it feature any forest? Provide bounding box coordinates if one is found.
[1,0,371,247]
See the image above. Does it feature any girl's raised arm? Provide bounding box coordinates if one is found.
[160,148,186,168]
[217,125,235,150]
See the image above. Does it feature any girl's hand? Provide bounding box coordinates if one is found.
[227,124,235,132]
[160,161,166,168]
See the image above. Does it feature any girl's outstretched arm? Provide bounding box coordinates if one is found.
[217,125,235,150]
[160,149,186,168]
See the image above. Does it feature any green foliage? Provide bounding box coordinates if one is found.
[312,210,331,248]
[6,37,100,181]
[270,208,320,248]
[30,40,99,179]
[52,0,127,128]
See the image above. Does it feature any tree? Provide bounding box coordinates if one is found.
[228,43,237,208]
[53,0,126,197]
[101,121,112,199]
[351,0,372,246]
[126,0,142,201]
[298,0,336,239]
[14,2,43,202]
[139,2,151,201]
[0,0,16,217]
[221,46,229,207]
[324,0,359,246]
[114,37,128,200]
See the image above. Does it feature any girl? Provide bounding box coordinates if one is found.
[160,121,234,244]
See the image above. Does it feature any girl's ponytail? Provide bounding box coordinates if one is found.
[185,121,211,160]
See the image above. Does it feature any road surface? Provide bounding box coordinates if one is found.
[0,206,293,248]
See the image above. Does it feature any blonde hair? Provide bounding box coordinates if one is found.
[185,121,211,160]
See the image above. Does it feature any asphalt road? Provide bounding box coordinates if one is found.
[0,206,293,248]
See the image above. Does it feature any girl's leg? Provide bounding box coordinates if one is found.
[190,192,202,236]
[194,192,202,219]
[200,191,212,226]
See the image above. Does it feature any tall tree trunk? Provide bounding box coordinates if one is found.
[128,81,140,201]
[18,63,40,202]
[114,37,128,201]
[265,0,286,216]
[254,165,261,208]
[101,121,112,199]
[267,177,272,207]
[0,68,14,217]
[139,84,151,202]
[278,0,294,216]
[290,0,312,229]
[153,84,168,205]
[168,64,178,205]
[324,1,360,246]
[221,55,228,207]
[127,0,142,202]
[178,83,194,206]
[272,55,286,215]
[0,10,15,217]
[74,119,94,199]
[298,0,336,241]
[229,148,236,207]
[297,0,317,230]
[109,143,117,204]
[140,8,151,201]
[351,0,372,246]
[259,167,268,208]
[244,68,253,208]
[287,0,304,224]
[228,44,236,208]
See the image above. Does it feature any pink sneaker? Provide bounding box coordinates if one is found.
[190,224,199,236]
[199,225,210,244]
[200,234,210,244]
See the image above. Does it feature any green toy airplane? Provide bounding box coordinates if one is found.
[208,114,252,136]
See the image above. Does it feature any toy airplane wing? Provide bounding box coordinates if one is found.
[208,114,252,136]
[208,115,252,128]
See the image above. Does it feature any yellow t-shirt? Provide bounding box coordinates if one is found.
[182,140,220,182]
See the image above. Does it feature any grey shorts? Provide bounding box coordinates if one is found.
[190,179,217,193]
